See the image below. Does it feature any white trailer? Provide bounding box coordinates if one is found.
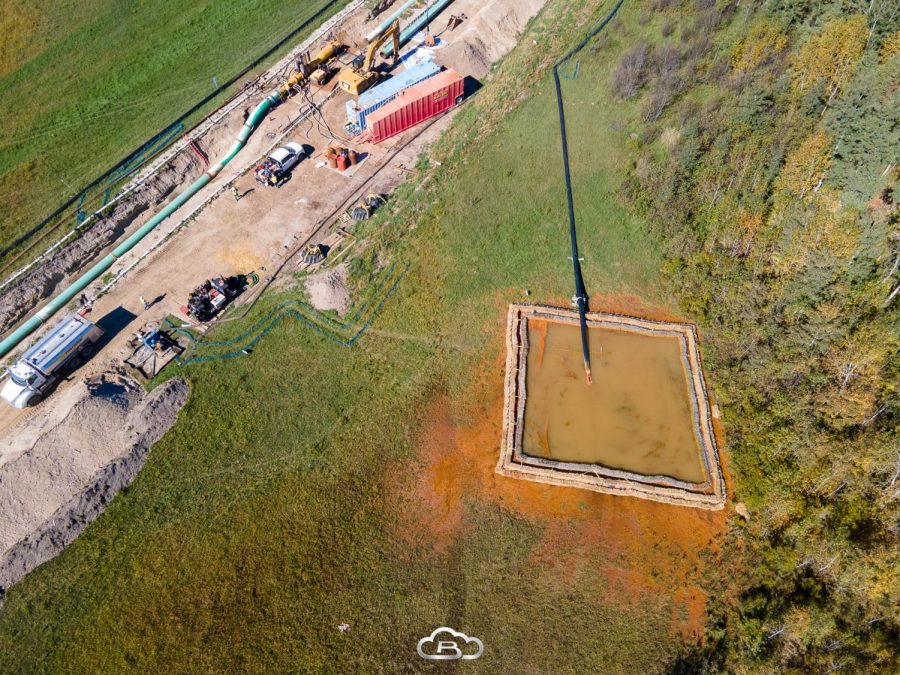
[1,314,103,408]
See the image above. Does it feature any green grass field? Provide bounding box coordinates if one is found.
[0,0,348,264]
[0,2,701,671]
[3,0,895,669]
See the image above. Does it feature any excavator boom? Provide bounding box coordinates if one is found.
[363,20,400,72]
[337,20,400,96]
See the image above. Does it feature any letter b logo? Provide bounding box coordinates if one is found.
[436,641,462,659]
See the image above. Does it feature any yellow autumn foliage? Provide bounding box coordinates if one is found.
[0,3,44,78]
[819,323,895,427]
[791,15,868,97]
[880,28,900,62]
[772,189,858,276]
[732,18,788,72]
[775,130,833,199]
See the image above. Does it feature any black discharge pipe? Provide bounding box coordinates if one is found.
[552,67,592,385]
[550,0,626,386]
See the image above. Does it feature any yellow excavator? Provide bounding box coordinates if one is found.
[336,20,400,96]
[277,40,343,98]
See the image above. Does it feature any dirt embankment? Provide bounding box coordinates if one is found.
[438,0,545,78]
[0,374,189,605]
[306,263,350,314]
[0,152,204,337]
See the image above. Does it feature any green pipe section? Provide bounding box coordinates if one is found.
[0,92,282,359]
[365,0,416,42]
[381,0,455,58]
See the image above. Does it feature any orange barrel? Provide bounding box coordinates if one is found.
[327,153,338,169]
[348,149,359,165]
[336,154,349,171]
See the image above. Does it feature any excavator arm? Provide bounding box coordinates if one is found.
[337,20,400,96]
[363,20,400,71]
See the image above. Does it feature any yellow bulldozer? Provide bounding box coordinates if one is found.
[336,20,400,96]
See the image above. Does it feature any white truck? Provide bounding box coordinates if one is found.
[254,142,306,187]
[1,314,103,408]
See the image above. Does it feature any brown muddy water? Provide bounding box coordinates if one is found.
[522,320,706,483]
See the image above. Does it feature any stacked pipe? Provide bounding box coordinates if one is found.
[365,0,417,42]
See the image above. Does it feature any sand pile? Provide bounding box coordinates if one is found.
[0,373,189,602]
[439,0,546,79]
[305,263,350,314]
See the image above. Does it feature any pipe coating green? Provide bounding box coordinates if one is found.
[0,92,282,358]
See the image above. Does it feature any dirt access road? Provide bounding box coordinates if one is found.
[0,0,546,451]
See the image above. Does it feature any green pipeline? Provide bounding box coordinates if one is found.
[380,0,455,58]
[0,92,282,359]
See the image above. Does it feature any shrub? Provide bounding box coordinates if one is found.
[654,42,683,78]
[644,77,676,122]
[611,42,649,99]
[880,28,900,62]
[732,17,789,72]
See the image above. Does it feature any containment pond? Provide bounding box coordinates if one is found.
[498,305,726,509]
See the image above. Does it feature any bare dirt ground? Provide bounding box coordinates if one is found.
[0,0,547,596]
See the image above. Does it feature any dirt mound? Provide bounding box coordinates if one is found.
[305,263,350,314]
[0,373,189,603]
[439,0,546,78]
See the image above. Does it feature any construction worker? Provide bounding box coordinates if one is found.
[139,295,151,310]
[231,185,241,202]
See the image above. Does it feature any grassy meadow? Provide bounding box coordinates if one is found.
[0,2,703,671]
[0,0,896,672]
[0,0,348,264]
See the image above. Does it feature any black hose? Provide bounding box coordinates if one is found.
[550,0,626,385]
[552,66,592,385]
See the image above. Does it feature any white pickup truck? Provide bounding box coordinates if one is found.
[1,314,103,408]
[255,142,306,187]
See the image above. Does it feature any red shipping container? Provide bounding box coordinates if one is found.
[366,68,464,143]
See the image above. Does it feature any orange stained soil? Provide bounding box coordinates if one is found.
[588,291,687,324]
[522,319,706,483]
[390,301,729,641]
